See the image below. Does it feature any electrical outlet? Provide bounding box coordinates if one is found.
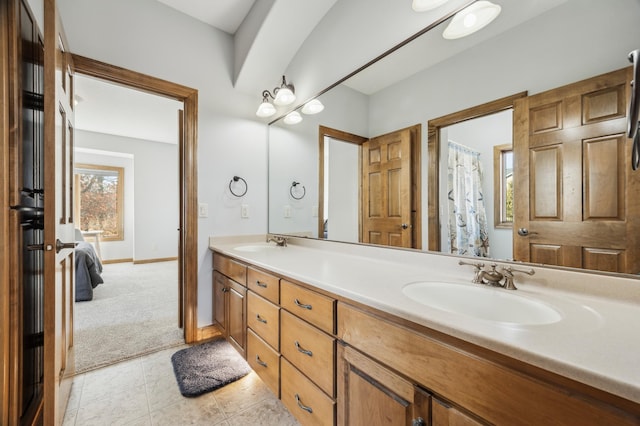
[284,205,291,218]
[241,204,249,218]
[198,203,209,218]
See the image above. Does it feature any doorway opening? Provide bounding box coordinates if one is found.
[71,55,199,371]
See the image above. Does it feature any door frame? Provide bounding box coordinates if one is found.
[71,54,199,344]
[317,126,368,240]
[427,92,527,251]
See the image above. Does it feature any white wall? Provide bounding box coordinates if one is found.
[75,130,179,262]
[58,0,268,326]
[75,148,135,261]
[327,137,359,243]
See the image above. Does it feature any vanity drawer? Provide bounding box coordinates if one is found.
[247,329,280,397]
[247,267,280,304]
[281,280,335,334]
[247,291,280,351]
[213,253,247,285]
[281,310,335,397]
[281,358,335,426]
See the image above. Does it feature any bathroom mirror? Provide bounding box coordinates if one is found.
[268,0,640,276]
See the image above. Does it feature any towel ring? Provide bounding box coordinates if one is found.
[229,176,248,197]
[290,181,306,200]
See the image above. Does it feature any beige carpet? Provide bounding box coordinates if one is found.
[74,260,184,374]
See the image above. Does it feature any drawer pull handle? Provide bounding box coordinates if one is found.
[294,298,312,310]
[256,314,267,324]
[295,394,313,414]
[256,280,268,288]
[255,355,268,368]
[295,340,313,357]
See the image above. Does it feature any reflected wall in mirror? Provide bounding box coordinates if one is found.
[268,0,640,277]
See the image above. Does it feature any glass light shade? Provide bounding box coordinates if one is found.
[412,0,450,12]
[301,99,325,115]
[283,111,302,125]
[274,88,296,106]
[442,1,501,40]
[256,101,276,118]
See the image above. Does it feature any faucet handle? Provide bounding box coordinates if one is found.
[500,265,535,290]
[458,260,485,283]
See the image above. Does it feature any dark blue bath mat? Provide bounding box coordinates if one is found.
[171,339,251,397]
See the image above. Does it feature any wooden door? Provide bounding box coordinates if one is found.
[362,129,413,248]
[43,0,75,423]
[513,67,640,273]
[337,344,430,426]
[213,271,227,335]
[227,280,246,357]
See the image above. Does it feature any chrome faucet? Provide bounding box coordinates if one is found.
[458,260,535,290]
[266,235,288,247]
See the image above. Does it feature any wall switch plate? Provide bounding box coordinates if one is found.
[284,205,291,218]
[312,205,318,217]
[241,204,249,218]
[198,203,208,218]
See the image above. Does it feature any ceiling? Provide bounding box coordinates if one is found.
[155,0,256,35]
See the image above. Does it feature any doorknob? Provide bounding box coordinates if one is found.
[517,228,538,237]
[401,223,410,230]
[56,239,77,253]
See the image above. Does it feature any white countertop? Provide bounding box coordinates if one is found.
[209,235,640,405]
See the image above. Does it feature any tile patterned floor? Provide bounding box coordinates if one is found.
[63,345,300,426]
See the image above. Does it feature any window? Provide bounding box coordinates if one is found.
[493,144,513,228]
[74,164,124,241]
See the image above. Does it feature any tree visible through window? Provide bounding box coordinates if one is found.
[74,164,124,241]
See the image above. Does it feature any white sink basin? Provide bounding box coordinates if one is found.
[402,281,562,325]
[233,243,279,252]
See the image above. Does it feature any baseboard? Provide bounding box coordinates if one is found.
[133,257,178,265]
[101,258,133,265]
[196,325,223,343]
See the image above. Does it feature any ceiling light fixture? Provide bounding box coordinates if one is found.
[412,0,450,12]
[283,111,302,125]
[442,1,501,40]
[255,75,296,118]
[301,99,325,115]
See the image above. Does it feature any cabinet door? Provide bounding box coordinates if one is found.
[228,280,247,357]
[213,271,227,334]
[432,398,485,426]
[338,344,430,426]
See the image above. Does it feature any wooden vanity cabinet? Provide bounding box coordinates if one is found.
[246,267,282,396]
[280,279,337,425]
[212,254,247,357]
[338,344,432,426]
[337,302,639,426]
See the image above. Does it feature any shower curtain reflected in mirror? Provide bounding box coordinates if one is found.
[447,142,490,257]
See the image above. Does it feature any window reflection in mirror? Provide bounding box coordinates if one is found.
[493,144,513,228]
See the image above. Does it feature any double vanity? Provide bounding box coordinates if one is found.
[209,235,640,425]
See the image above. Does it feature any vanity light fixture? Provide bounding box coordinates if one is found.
[442,1,501,40]
[301,99,325,115]
[412,0,450,12]
[255,75,297,118]
[283,111,302,125]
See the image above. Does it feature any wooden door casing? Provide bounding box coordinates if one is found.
[362,128,413,248]
[513,67,640,274]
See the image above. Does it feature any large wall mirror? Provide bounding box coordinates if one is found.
[268,0,640,277]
